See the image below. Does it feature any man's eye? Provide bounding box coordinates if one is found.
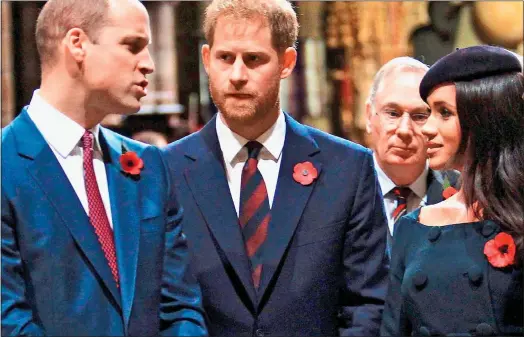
[412,113,429,122]
[385,110,401,118]
[127,43,141,53]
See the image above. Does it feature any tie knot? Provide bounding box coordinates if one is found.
[392,186,411,200]
[245,141,263,160]
[82,130,94,152]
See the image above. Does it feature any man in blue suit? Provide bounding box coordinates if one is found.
[1,0,207,335]
[162,0,389,335]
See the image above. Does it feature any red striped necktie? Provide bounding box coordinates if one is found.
[239,141,270,289]
[82,130,120,287]
[391,186,412,225]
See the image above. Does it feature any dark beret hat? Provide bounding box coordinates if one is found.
[419,45,522,102]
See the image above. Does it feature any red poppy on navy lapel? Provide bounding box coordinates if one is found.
[293,161,318,186]
[442,175,458,199]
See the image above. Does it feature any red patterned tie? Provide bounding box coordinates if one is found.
[239,141,270,289]
[391,186,412,225]
[82,130,119,287]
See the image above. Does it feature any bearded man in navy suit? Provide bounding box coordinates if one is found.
[162,0,389,335]
[1,0,207,335]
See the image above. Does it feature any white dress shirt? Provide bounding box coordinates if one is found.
[373,154,428,235]
[216,111,286,216]
[27,90,114,229]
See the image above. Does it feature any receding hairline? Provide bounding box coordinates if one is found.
[368,57,429,105]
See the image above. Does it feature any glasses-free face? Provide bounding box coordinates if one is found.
[82,1,154,116]
[202,15,287,127]
[422,83,462,171]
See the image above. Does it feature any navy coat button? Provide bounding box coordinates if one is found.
[481,222,497,237]
[466,266,483,285]
[412,272,428,289]
[476,322,495,335]
[255,329,265,337]
[419,326,431,336]
[427,227,441,242]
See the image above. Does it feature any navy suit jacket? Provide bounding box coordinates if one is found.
[1,109,207,336]
[425,169,461,206]
[162,113,389,336]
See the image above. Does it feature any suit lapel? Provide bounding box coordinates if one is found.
[183,117,258,311]
[100,128,140,332]
[257,114,322,301]
[13,110,122,309]
[425,169,445,205]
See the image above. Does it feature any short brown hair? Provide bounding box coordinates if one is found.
[203,0,298,53]
[35,0,110,68]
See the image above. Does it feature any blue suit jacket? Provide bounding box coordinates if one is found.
[1,109,207,336]
[162,113,389,336]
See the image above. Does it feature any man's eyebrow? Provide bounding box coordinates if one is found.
[121,35,149,44]
[381,102,428,113]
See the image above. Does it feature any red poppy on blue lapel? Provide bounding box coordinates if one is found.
[293,161,318,186]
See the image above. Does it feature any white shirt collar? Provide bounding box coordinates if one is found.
[216,110,286,164]
[373,153,428,199]
[27,90,102,158]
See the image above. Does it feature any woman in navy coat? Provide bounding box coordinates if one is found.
[381,45,524,336]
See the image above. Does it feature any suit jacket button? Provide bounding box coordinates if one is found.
[466,265,483,285]
[476,322,494,335]
[481,222,497,237]
[412,272,428,289]
[427,227,441,242]
[419,326,431,336]
[255,329,265,337]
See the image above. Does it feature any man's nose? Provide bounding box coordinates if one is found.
[229,57,248,85]
[396,114,414,142]
[139,47,155,75]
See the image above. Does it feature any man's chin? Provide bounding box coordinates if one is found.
[221,108,257,124]
[386,155,422,166]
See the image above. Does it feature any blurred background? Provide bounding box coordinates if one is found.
[1,1,523,148]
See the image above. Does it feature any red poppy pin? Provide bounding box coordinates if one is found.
[442,176,458,199]
[120,145,143,176]
[483,232,516,268]
[293,161,318,186]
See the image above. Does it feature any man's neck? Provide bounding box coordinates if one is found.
[39,78,102,129]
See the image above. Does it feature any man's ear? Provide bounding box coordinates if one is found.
[201,44,211,75]
[365,99,373,134]
[64,28,88,62]
[280,47,297,79]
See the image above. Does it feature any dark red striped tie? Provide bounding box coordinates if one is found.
[239,141,270,289]
[82,131,120,287]
[391,186,412,225]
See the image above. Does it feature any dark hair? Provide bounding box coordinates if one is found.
[456,72,524,261]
